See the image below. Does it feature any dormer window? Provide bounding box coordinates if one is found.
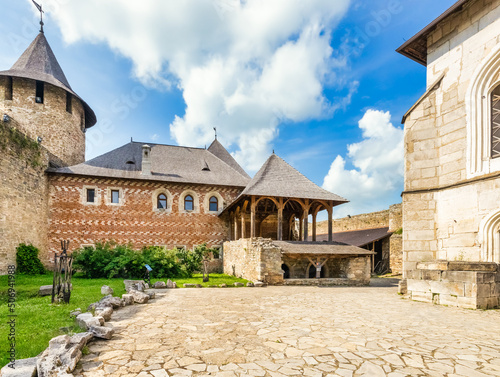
[184,195,194,211]
[492,84,500,159]
[35,81,44,104]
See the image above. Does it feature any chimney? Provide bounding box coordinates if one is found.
[141,144,151,175]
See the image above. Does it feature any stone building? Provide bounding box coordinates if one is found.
[0,31,373,285]
[398,0,500,308]
[313,203,403,275]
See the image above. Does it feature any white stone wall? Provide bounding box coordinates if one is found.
[403,0,500,277]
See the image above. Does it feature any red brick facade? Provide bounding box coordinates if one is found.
[48,174,242,256]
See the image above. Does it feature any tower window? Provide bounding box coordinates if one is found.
[86,188,95,203]
[184,195,194,211]
[491,85,500,159]
[5,76,12,100]
[209,196,218,212]
[35,81,44,104]
[157,194,167,209]
[66,92,72,114]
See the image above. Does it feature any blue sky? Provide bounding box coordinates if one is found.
[0,0,457,218]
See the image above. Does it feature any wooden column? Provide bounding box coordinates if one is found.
[303,200,309,242]
[241,212,246,239]
[299,214,303,241]
[277,197,284,241]
[312,210,317,242]
[327,203,333,242]
[234,213,239,240]
[250,196,256,239]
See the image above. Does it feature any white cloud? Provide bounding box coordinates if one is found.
[43,0,352,172]
[322,109,403,218]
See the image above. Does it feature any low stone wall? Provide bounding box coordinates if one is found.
[223,238,283,284]
[406,261,500,309]
[206,258,223,274]
[390,234,403,274]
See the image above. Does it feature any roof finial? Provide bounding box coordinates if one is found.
[32,0,44,33]
[213,127,217,140]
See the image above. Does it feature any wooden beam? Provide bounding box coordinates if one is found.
[250,196,256,239]
[277,197,284,241]
[303,199,309,242]
[327,203,333,242]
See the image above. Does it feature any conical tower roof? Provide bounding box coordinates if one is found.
[239,154,348,203]
[0,33,96,128]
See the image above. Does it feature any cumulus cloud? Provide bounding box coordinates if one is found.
[43,0,352,171]
[322,109,403,218]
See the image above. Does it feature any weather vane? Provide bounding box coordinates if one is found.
[213,127,217,140]
[32,0,44,33]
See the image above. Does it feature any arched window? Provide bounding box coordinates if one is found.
[157,194,167,209]
[492,84,500,159]
[184,195,194,211]
[209,196,218,212]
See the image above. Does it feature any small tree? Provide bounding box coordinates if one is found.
[16,243,45,275]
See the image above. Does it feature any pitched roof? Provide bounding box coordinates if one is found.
[47,141,250,187]
[208,139,250,178]
[313,227,392,247]
[238,154,348,202]
[0,33,96,128]
[274,241,374,255]
[396,0,470,66]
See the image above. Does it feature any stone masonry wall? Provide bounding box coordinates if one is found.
[223,238,283,284]
[0,121,50,273]
[0,76,86,166]
[402,0,500,278]
[48,174,241,262]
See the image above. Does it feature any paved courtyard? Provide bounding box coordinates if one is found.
[75,280,500,377]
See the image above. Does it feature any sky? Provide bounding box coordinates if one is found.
[0,0,457,219]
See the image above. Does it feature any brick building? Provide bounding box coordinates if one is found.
[0,31,374,285]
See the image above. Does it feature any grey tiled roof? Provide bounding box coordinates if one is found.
[239,154,348,202]
[208,139,250,178]
[275,241,374,255]
[47,141,250,187]
[0,33,96,128]
[313,227,392,247]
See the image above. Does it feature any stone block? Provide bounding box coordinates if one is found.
[441,270,476,283]
[94,307,113,321]
[477,283,492,298]
[234,282,244,287]
[477,273,497,284]
[429,280,464,296]
[398,280,407,295]
[122,294,134,306]
[129,290,149,304]
[0,357,37,376]
[89,325,115,340]
[153,281,166,288]
[100,285,113,295]
[417,261,449,270]
[411,291,433,303]
[447,261,498,272]
[124,280,145,292]
[145,290,156,299]
[166,279,175,288]
[421,270,441,281]
[98,295,124,309]
[38,285,53,297]
[407,279,431,293]
[456,296,478,309]
[439,294,458,307]
[464,283,478,297]
[183,284,196,288]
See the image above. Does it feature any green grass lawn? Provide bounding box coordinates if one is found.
[0,273,247,368]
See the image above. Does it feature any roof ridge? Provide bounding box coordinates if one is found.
[131,141,206,150]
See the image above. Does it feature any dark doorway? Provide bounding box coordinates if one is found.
[282,264,290,279]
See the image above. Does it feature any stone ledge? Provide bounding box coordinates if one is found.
[417,261,499,272]
[283,278,369,286]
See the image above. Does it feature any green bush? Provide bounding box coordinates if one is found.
[16,244,45,275]
[72,242,220,279]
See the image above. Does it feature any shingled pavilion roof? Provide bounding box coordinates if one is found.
[0,33,97,128]
[47,141,250,187]
[237,154,348,203]
[313,227,392,247]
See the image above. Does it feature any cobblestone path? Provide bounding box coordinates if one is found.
[75,281,500,376]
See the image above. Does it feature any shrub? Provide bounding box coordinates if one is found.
[16,243,45,275]
[143,246,187,278]
[72,242,115,278]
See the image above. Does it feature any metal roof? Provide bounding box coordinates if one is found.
[396,0,471,66]
[237,154,349,203]
[313,227,392,247]
[47,141,250,187]
[275,241,374,255]
[0,33,97,128]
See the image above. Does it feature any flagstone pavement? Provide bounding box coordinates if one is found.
[74,279,500,377]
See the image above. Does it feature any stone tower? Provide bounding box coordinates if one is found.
[0,32,96,166]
